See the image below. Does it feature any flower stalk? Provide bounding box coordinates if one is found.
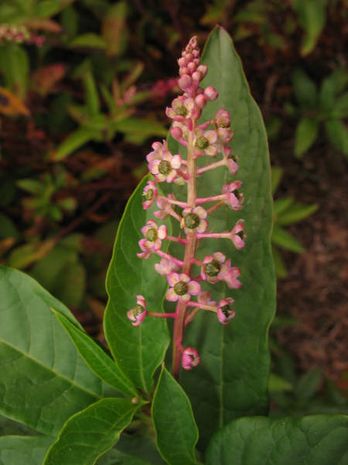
[127,36,246,377]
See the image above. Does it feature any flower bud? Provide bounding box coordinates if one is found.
[182,347,200,370]
[217,298,236,325]
[127,295,147,326]
[204,86,218,100]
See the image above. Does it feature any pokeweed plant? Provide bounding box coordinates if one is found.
[0,26,348,465]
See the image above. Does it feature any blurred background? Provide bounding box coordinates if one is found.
[0,0,347,415]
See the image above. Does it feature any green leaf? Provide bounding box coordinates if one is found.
[152,367,199,465]
[44,398,138,465]
[273,197,294,216]
[294,117,319,158]
[0,213,19,240]
[69,33,107,49]
[276,202,318,225]
[34,0,72,17]
[272,246,288,279]
[272,225,304,253]
[320,69,348,111]
[206,415,348,465]
[292,0,327,56]
[53,310,137,396]
[325,120,348,156]
[270,166,283,194]
[84,71,101,116]
[0,435,53,465]
[115,118,167,144]
[171,26,275,446]
[97,448,154,465]
[104,177,170,393]
[0,266,102,435]
[268,373,293,393]
[52,128,97,160]
[0,44,29,98]
[331,93,348,118]
[292,69,318,107]
[294,368,322,402]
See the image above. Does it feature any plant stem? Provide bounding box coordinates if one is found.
[172,123,198,377]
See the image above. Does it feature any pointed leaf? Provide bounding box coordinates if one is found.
[272,225,304,253]
[0,266,102,435]
[169,26,275,446]
[53,310,137,396]
[152,368,199,465]
[206,415,348,465]
[276,202,318,225]
[0,435,53,465]
[325,120,348,156]
[104,178,170,393]
[294,117,319,158]
[292,69,318,107]
[44,398,138,465]
[52,128,97,161]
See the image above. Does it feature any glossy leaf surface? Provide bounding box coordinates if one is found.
[104,178,169,393]
[0,266,102,435]
[152,368,199,465]
[0,435,52,465]
[171,27,276,445]
[44,398,138,465]
[54,310,137,396]
[206,415,348,465]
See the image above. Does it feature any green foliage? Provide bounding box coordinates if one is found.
[152,368,199,465]
[43,398,138,465]
[206,415,348,465]
[291,67,348,158]
[271,167,317,278]
[104,178,170,393]
[0,435,53,465]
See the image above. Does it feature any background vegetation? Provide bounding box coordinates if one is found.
[0,0,347,415]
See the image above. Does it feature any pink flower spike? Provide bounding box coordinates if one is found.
[217,298,236,325]
[222,181,243,211]
[142,181,158,210]
[166,273,201,302]
[154,258,178,276]
[181,206,208,233]
[127,295,147,326]
[182,347,200,370]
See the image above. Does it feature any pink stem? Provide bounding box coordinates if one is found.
[167,235,188,245]
[197,157,226,175]
[196,231,230,239]
[148,312,177,318]
[156,250,184,266]
[196,194,225,204]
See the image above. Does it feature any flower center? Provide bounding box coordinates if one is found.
[174,281,188,296]
[175,105,188,117]
[205,260,221,277]
[184,213,200,229]
[195,136,209,149]
[145,228,158,241]
[221,304,233,317]
[130,304,144,321]
[143,189,154,201]
[158,160,172,175]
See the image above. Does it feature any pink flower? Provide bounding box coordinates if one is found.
[182,347,200,370]
[181,206,207,233]
[154,258,178,276]
[137,220,167,258]
[222,181,243,211]
[201,252,241,289]
[154,194,176,219]
[166,96,197,121]
[142,181,158,210]
[198,291,216,307]
[148,149,182,183]
[166,273,201,302]
[217,298,236,325]
[226,153,239,175]
[146,141,167,163]
[204,86,218,101]
[127,295,147,326]
[194,129,218,156]
[230,220,245,249]
[215,109,231,128]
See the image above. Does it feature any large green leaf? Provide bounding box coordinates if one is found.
[169,26,275,445]
[44,398,138,465]
[53,310,137,396]
[0,266,102,435]
[104,178,170,393]
[0,435,53,465]
[97,449,153,465]
[206,415,348,465]
[152,368,199,465]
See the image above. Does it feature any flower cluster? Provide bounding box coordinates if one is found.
[0,24,45,46]
[127,36,245,375]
